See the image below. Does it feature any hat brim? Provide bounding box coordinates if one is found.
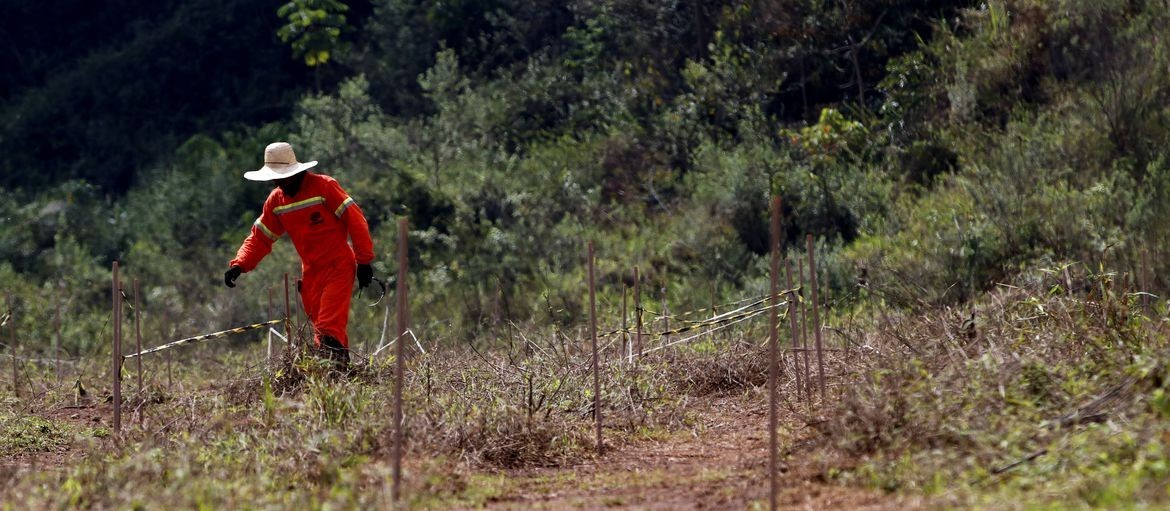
[244,161,318,182]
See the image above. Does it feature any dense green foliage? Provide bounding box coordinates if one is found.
[4,0,1170,357]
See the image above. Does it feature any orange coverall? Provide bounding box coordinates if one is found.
[230,172,375,348]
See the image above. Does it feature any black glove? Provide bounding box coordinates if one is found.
[356,264,373,290]
[224,266,243,288]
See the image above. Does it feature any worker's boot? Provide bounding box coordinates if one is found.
[319,336,350,374]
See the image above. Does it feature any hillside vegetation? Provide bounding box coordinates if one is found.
[3,1,1170,508]
[3,1,1169,344]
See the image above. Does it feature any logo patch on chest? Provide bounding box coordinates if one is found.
[309,211,324,226]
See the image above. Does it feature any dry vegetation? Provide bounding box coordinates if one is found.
[813,264,1170,508]
[1,262,1169,509]
[0,320,774,508]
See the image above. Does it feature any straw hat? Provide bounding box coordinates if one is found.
[244,142,318,181]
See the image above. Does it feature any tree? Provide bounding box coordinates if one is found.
[278,0,351,68]
[0,0,313,194]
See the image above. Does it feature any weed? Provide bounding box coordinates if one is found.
[0,414,71,456]
[817,267,1170,507]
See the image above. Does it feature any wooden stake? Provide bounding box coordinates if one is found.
[392,217,409,502]
[798,260,811,401]
[768,196,781,511]
[112,261,122,434]
[807,234,826,400]
[588,241,602,454]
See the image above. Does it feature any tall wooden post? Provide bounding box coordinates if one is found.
[798,260,811,401]
[807,234,826,400]
[397,219,411,339]
[112,261,122,434]
[768,196,781,511]
[392,217,409,502]
[588,241,602,454]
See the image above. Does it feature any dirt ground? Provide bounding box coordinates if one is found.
[469,397,925,511]
[0,402,103,478]
[8,393,926,510]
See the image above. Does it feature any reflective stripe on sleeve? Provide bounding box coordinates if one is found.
[273,196,325,215]
[254,219,278,240]
[334,196,355,217]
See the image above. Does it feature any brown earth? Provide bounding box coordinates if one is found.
[8,391,928,510]
[467,396,926,511]
[0,402,104,478]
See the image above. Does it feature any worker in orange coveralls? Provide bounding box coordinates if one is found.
[224,142,375,368]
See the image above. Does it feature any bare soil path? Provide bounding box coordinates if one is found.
[470,396,925,510]
[0,402,105,477]
[6,391,931,510]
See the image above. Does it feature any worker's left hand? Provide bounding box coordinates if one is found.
[357,264,373,290]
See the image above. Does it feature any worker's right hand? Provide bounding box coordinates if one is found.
[224,266,243,288]
[356,263,373,290]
